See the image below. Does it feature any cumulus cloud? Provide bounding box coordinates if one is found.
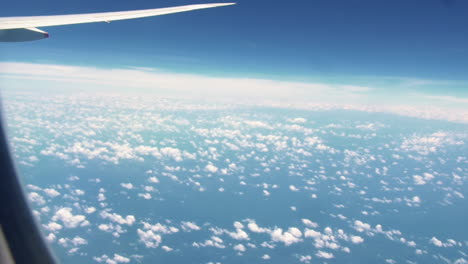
[302,219,319,228]
[246,220,270,233]
[85,207,96,214]
[161,245,173,252]
[43,222,63,232]
[28,192,46,205]
[350,235,364,244]
[100,211,136,226]
[120,183,133,189]
[138,193,152,199]
[192,236,226,249]
[316,251,334,259]
[270,227,302,246]
[160,147,183,162]
[52,208,89,228]
[94,254,131,263]
[353,220,372,233]
[205,164,219,173]
[233,244,246,252]
[137,229,162,248]
[148,176,159,183]
[181,221,201,232]
[43,188,61,198]
[289,185,299,192]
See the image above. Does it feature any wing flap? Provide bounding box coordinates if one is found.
[0,27,49,42]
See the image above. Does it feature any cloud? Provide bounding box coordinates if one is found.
[413,175,427,185]
[288,117,307,124]
[85,207,96,214]
[353,220,372,233]
[161,245,173,252]
[138,193,152,199]
[289,185,299,192]
[137,229,162,248]
[100,211,136,226]
[423,95,468,104]
[302,219,319,228]
[227,228,249,241]
[2,62,467,123]
[350,235,364,244]
[270,227,302,246]
[192,236,226,249]
[233,244,246,252]
[43,222,63,232]
[93,254,130,263]
[120,183,133,190]
[57,236,88,248]
[315,251,334,259]
[205,164,219,173]
[148,176,160,183]
[52,208,89,228]
[28,192,46,205]
[246,220,270,233]
[181,221,201,232]
[43,188,61,198]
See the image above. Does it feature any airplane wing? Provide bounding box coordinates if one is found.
[0,3,235,42]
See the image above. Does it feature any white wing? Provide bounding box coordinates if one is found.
[0,3,235,42]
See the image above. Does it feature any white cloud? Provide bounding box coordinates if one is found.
[298,255,312,263]
[160,147,183,162]
[302,219,319,228]
[315,251,334,259]
[413,175,426,185]
[181,221,201,232]
[246,220,270,233]
[2,62,468,123]
[228,228,249,241]
[52,208,89,228]
[46,233,56,243]
[205,164,219,173]
[304,229,321,239]
[93,254,130,264]
[289,185,299,192]
[288,117,307,124]
[161,245,173,252]
[113,254,130,263]
[138,193,152,199]
[233,244,246,252]
[350,235,364,244]
[137,229,162,248]
[430,237,443,247]
[233,221,244,229]
[120,183,133,190]
[192,236,226,249]
[353,220,372,233]
[148,176,159,183]
[98,193,106,202]
[44,222,63,232]
[142,222,179,234]
[85,207,96,214]
[28,192,45,205]
[100,211,135,226]
[43,188,61,198]
[270,228,302,246]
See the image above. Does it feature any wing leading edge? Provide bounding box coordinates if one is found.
[0,3,235,42]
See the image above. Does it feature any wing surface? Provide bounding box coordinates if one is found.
[0,3,234,30]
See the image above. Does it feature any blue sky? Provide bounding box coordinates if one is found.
[1,0,468,102]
